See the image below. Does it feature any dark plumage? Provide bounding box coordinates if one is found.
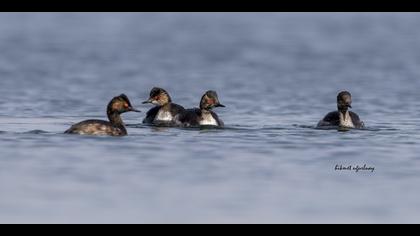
[65,119,127,136]
[179,90,225,128]
[142,106,160,124]
[180,108,224,127]
[317,91,364,129]
[320,111,363,128]
[142,87,185,126]
[65,94,140,136]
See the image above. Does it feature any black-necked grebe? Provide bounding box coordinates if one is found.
[142,87,185,126]
[317,91,364,129]
[65,94,140,136]
[179,90,225,128]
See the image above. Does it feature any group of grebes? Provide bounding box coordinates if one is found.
[65,88,226,136]
[65,88,364,136]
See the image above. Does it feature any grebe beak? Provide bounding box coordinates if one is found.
[142,99,152,104]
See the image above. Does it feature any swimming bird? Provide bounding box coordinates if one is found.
[65,94,140,136]
[179,90,225,128]
[142,87,185,126]
[317,91,364,129]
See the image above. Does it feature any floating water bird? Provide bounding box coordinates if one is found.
[142,87,186,126]
[65,94,140,136]
[317,91,364,129]
[179,90,225,128]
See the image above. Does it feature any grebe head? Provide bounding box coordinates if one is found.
[200,90,225,110]
[337,91,352,115]
[142,87,172,106]
[108,94,141,114]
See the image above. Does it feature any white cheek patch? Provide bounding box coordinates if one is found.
[155,110,173,122]
[151,100,161,106]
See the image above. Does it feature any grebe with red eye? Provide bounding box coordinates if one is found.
[179,90,225,128]
[64,94,140,136]
[142,87,186,126]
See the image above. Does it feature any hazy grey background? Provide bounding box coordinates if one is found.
[0,13,420,223]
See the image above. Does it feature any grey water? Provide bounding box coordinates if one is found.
[0,13,420,223]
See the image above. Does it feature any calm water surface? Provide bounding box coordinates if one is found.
[1,13,420,223]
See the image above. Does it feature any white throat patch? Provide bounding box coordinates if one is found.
[339,111,355,128]
[200,113,218,126]
[155,110,173,122]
